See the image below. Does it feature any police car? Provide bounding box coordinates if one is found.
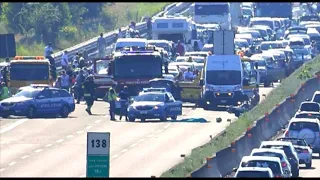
[0,85,75,118]
[127,88,182,122]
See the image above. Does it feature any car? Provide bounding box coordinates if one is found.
[259,141,300,177]
[235,34,253,46]
[294,111,320,120]
[252,25,274,40]
[249,27,270,41]
[298,101,320,112]
[184,51,209,58]
[260,41,283,52]
[277,137,313,168]
[127,88,182,122]
[0,86,75,118]
[250,148,292,177]
[234,167,274,178]
[167,65,179,77]
[238,29,263,45]
[284,118,320,156]
[237,156,285,178]
[311,91,320,104]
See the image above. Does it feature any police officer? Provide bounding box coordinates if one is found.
[75,70,86,104]
[0,82,9,101]
[82,75,97,115]
[118,86,130,121]
[107,84,117,120]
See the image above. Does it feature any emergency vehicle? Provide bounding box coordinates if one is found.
[8,56,53,94]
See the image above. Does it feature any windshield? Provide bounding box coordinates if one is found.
[148,42,170,52]
[251,20,274,30]
[289,122,320,132]
[252,29,267,37]
[242,8,253,16]
[236,171,270,178]
[135,93,165,102]
[290,40,304,46]
[257,60,267,67]
[194,4,229,16]
[114,55,162,78]
[10,64,49,81]
[252,152,283,160]
[235,41,249,48]
[255,3,292,19]
[206,70,242,85]
[241,160,281,175]
[261,43,282,50]
[15,89,41,98]
[158,34,184,43]
[314,94,320,103]
[96,60,109,75]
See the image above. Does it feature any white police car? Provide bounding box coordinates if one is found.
[0,85,75,118]
[127,88,182,122]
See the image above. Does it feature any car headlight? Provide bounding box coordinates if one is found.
[154,106,159,110]
[116,97,120,101]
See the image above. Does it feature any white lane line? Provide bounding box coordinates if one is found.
[45,144,53,147]
[164,124,171,129]
[156,130,163,134]
[130,143,138,148]
[147,134,154,138]
[76,130,84,134]
[8,162,17,166]
[0,119,28,134]
[121,149,128,153]
[86,126,92,130]
[21,155,29,159]
[94,120,102,124]
[34,149,43,153]
[66,135,74,139]
[56,139,64,143]
[138,139,146,143]
[0,168,5,172]
[111,154,119,159]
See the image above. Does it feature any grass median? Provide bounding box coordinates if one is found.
[161,56,320,177]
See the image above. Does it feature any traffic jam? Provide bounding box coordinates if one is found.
[1,2,320,177]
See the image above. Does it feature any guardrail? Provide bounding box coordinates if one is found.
[53,2,191,71]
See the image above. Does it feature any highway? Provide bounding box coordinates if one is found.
[0,85,276,177]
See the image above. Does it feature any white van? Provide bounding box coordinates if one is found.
[200,55,245,109]
[114,38,148,52]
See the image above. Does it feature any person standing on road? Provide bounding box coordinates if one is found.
[61,50,69,71]
[97,33,107,58]
[118,86,130,121]
[74,70,86,104]
[54,76,62,89]
[107,84,117,120]
[61,71,70,92]
[82,75,97,115]
[0,82,9,101]
[176,40,185,56]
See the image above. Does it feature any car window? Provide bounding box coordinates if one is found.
[261,145,293,158]
[295,113,320,119]
[241,160,281,175]
[300,103,320,112]
[289,122,320,132]
[38,90,51,99]
[59,90,71,97]
[51,90,61,98]
[313,94,320,104]
[236,171,270,178]
[252,152,283,160]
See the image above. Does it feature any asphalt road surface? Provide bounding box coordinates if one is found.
[0,84,278,177]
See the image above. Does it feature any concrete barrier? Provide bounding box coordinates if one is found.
[189,72,320,177]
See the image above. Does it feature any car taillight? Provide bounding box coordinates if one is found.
[303,150,309,153]
[281,162,287,167]
[275,175,283,178]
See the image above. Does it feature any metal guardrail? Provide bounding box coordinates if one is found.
[53,2,192,72]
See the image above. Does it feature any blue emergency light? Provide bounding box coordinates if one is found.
[142,88,167,93]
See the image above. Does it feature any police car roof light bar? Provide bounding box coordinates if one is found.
[142,88,167,93]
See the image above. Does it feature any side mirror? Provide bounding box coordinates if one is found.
[199,79,204,86]
[306,98,311,101]
[232,167,238,172]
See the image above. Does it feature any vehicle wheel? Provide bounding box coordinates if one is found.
[306,161,312,169]
[60,105,70,118]
[1,114,9,118]
[171,115,177,120]
[141,118,146,122]
[27,106,36,119]
[129,117,135,122]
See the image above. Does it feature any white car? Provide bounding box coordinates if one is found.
[311,91,320,104]
[277,137,313,168]
[298,101,320,113]
[185,51,209,58]
[284,118,320,156]
[167,66,179,77]
[237,156,285,178]
[250,148,292,177]
[294,111,320,120]
[259,141,300,177]
[234,167,274,178]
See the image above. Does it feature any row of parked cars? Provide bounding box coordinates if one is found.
[234,91,320,177]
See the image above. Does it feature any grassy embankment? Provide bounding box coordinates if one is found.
[0,3,168,61]
[161,57,320,177]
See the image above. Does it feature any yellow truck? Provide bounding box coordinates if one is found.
[8,56,53,94]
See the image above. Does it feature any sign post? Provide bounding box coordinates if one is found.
[86,132,110,178]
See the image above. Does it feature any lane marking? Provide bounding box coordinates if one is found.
[130,143,138,148]
[0,119,28,134]
[0,168,5,172]
[66,135,74,139]
[138,139,146,143]
[34,149,43,153]
[76,130,84,134]
[111,154,119,159]
[8,162,16,166]
[121,149,128,153]
[56,139,64,143]
[147,134,154,138]
[156,130,163,134]
[164,124,171,129]
[94,120,102,124]
[86,126,92,130]
[45,144,53,147]
[21,155,29,159]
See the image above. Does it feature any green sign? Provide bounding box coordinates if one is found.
[86,132,110,178]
